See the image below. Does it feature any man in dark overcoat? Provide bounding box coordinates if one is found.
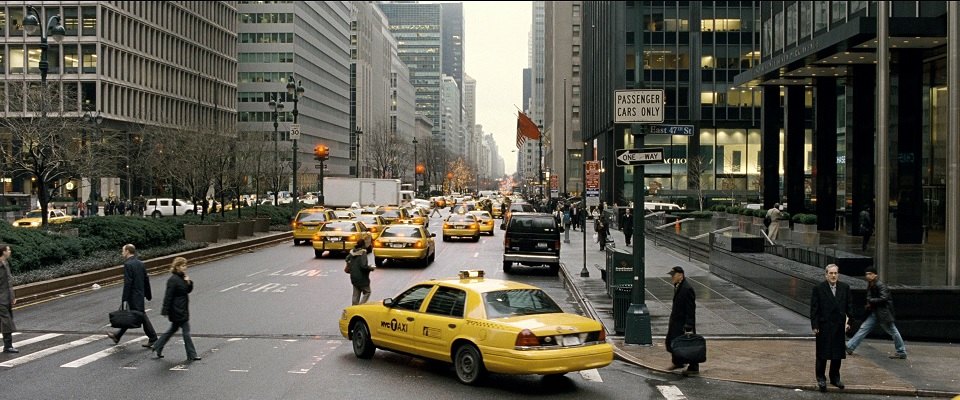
[107,244,158,347]
[810,264,852,392]
[0,244,19,353]
[666,266,698,375]
[621,208,635,246]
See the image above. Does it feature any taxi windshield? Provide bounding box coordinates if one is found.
[380,226,422,238]
[297,211,327,223]
[483,289,563,318]
[321,222,358,232]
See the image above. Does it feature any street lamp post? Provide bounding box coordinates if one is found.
[538,122,544,201]
[413,137,418,196]
[287,75,305,213]
[268,97,285,206]
[82,110,103,206]
[23,6,65,108]
[355,127,363,178]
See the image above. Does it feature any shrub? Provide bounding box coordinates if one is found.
[753,209,767,218]
[739,208,754,216]
[711,205,727,213]
[70,216,183,250]
[780,211,791,221]
[0,223,97,273]
[791,213,803,223]
[237,205,295,225]
[690,211,713,219]
[800,214,817,225]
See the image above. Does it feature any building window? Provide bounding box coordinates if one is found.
[831,1,847,23]
[701,18,742,32]
[701,91,719,105]
[81,6,96,36]
[787,3,798,45]
[81,44,97,74]
[815,2,829,31]
[800,2,813,39]
[774,10,784,51]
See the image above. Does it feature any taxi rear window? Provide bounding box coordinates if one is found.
[380,226,422,238]
[356,215,379,225]
[321,222,358,232]
[511,204,535,212]
[297,212,327,222]
[483,289,563,318]
[447,214,476,223]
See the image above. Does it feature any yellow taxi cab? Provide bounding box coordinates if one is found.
[332,209,357,220]
[312,220,373,258]
[14,209,73,228]
[467,210,495,235]
[339,270,612,385]
[491,201,503,218]
[292,208,335,245]
[401,207,429,228]
[376,206,412,225]
[371,224,436,267]
[442,213,480,242]
[354,214,387,240]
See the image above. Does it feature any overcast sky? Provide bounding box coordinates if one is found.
[462,1,530,175]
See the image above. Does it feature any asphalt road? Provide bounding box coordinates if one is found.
[0,211,925,399]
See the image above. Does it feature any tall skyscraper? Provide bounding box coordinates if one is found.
[463,74,477,166]
[545,1,583,196]
[441,2,464,92]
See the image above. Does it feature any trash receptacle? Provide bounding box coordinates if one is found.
[613,286,632,334]
[605,246,633,297]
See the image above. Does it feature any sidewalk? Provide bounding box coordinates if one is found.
[558,226,960,397]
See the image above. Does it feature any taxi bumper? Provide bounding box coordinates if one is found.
[293,227,322,239]
[313,240,362,251]
[478,222,495,233]
[373,248,429,260]
[480,343,614,375]
[443,228,479,237]
[503,253,560,264]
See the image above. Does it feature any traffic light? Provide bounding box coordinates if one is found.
[314,144,329,161]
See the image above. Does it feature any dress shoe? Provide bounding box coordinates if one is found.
[845,347,854,355]
[142,341,157,348]
[889,353,907,359]
[682,369,699,376]
[666,363,685,371]
[106,332,119,345]
[830,378,845,389]
[154,348,164,358]
[189,356,202,361]
[3,347,19,354]
[817,379,827,392]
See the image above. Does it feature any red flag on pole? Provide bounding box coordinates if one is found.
[516,112,540,149]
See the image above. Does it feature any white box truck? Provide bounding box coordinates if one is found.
[322,178,402,208]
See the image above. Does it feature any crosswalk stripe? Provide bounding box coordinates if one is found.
[656,385,687,400]
[14,333,62,347]
[0,335,103,368]
[60,336,148,368]
[578,368,603,382]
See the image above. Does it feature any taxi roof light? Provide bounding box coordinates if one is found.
[458,270,485,279]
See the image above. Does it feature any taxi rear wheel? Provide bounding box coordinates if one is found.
[314,249,325,258]
[374,257,384,267]
[293,239,301,246]
[351,321,376,359]
[502,261,512,273]
[454,344,485,385]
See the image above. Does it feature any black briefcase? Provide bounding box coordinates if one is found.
[670,334,707,364]
[109,304,143,329]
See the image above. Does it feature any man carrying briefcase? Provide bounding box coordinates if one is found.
[666,266,700,375]
[106,244,158,348]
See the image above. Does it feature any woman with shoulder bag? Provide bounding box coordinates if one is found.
[151,257,200,361]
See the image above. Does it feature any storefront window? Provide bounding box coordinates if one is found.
[747,129,762,192]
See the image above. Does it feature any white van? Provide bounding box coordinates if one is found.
[643,202,683,212]
[145,198,201,217]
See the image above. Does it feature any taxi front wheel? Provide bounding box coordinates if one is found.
[454,343,486,385]
[351,320,376,359]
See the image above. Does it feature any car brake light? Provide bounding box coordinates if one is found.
[504,238,510,247]
[515,329,540,347]
[555,240,561,249]
[413,240,425,248]
[292,222,299,229]
[470,223,478,229]
[374,240,383,248]
[444,223,452,229]
[598,329,606,342]
[348,234,358,241]
[370,226,379,233]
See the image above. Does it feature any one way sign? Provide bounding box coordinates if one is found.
[615,148,665,166]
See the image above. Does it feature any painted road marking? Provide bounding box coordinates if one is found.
[0,335,102,368]
[14,333,62,347]
[656,385,687,400]
[246,269,269,277]
[578,368,603,382]
[61,336,148,368]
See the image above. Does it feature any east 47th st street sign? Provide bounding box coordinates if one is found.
[615,148,665,166]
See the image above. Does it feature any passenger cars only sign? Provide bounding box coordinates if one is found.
[614,89,665,124]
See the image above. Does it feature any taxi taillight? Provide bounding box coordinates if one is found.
[598,329,606,342]
[413,240,425,249]
[444,223,452,229]
[374,240,384,248]
[348,234,359,241]
[555,240,561,249]
[292,222,300,229]
[470,223,478,229]
[370,226,379,233]
[515,329,540,347]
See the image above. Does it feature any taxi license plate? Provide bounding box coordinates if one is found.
[562,335,581,346]
[391,243,404,248]
[455,224,465,228]
[537,242,548,249]
[328,237,341,242]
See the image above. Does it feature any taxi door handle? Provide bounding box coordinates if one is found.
[448,324,456,329]
[406,317,415,322]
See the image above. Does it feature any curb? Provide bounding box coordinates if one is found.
[14,231,291,308]
[557,262,957,398]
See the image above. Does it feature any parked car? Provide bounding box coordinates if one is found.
[145,198,201,217]
[502,212,562,275]
[14,209,73,228]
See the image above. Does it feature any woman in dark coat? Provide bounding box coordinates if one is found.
[151,257,200,360]
[0,244,19,353]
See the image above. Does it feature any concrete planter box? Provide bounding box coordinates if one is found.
[184,224,219,243]
[237,219,255,237]
[218,221,239,240]
[711,231,764,253]
[254,217,272,232]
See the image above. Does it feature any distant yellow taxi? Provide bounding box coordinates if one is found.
[442,213,480,242]
[354,214,387,240]
[332,209,357,220]
[340,270,612,385]
[468,210,495,235]
[376,206,412,225]
[292,208,334,245]
[312,220,372,258]
[14,209,73,228]
[402,207,429,228]
[372,224,436,267]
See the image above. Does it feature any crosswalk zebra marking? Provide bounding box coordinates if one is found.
[578,368,603,382]
[0,335,102,368]
[60,336,148,368]
[14,333,62,347]
[656,385,687,400]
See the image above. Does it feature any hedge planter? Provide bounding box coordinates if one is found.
[218,221,239,240]
[237,219,255,237]
[254,217,272,232]
[184,224,220,243]
[793,223,817,233]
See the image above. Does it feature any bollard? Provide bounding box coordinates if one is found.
[675,221,681,234]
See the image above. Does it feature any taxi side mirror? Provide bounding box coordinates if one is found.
[383,298,395,307]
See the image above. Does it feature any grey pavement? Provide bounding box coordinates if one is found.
[559,223,960,397]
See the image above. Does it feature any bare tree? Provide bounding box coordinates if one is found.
[686,154,709,211]
[364,122,410,179]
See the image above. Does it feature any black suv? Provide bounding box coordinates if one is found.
[502,212,563,275]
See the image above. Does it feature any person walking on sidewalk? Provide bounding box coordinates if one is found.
[810,264,853,392]
[621,208,634,246]
[107,244,159,348]
[766,203,782,241]
[345,247,374,305]
[151,257,200,361]
[666,266,698,375]
[845,266,907,359]
[859,205,874,251]
[0,244,19,353]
